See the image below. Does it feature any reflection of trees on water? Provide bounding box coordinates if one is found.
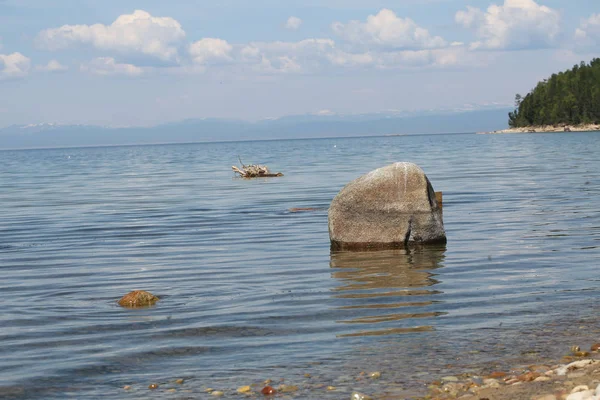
[330,245,447,337]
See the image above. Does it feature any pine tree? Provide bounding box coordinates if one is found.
[508,58,600,128]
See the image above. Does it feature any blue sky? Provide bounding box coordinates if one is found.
[0,0,599,128]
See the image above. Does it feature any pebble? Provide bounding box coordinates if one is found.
[175,378,184,384]
[534,376,551,382]
[518,372,541,382]
[483,378,501,387]
[123,385,131,390]
[237,385,251,394]
[369,371,381,379]
[442,382,465,396]
[566,390,595,400]
[488,371,507,378]
[261,386,276,395]
[556,360,599,376]
[571,385,590,393]
[591,343,600,352]
[148,383,159,390]
[327,386,336,391]
[167,389,176,393]
[211,391,224,397]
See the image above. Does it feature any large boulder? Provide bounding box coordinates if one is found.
[328,162,446,250]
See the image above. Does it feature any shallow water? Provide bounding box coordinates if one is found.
[0,132,599,399]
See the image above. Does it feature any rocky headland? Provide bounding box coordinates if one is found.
[480,124,600,134]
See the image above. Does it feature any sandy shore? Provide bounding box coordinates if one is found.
[422,348,600,400]
[479,124,600,134]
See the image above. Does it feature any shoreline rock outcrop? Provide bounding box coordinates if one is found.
[328,162,446,250]
[479,124,600,134]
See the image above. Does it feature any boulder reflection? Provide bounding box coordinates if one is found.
[330,245,446,337]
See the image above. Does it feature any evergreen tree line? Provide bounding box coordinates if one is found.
[508,58,600,128]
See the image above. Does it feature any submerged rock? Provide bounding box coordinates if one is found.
[118,290,159,308]
[328,162,446,250]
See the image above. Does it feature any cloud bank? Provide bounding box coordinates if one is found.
[456,0,560,50]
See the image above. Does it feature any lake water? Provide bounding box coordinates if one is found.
[1,132,599,399]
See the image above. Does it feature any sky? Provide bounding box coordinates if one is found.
[0,0,599,128]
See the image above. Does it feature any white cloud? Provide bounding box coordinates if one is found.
[0,52,31,79]
[330,46,469,69]
[189,38,233,65]
[332,9,446,50]
[285,16,303,30]
[456,0,560,50]
[240,39,336,73]
[37,10,186,62]
[36,59,68,72]
[81,57,143,76]
[575,14,600,50]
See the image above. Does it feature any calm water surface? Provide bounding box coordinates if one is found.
[1,132,599,399]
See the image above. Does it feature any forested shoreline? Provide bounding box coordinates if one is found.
[508,58,600,128]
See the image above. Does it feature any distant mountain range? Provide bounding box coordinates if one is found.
[0,108,510,150]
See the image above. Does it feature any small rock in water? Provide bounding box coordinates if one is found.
[211,390,224,397]
[574,351,590,357]
[369,371,381,379]
[261,386,276,395]
[123,385,131,390]
[277,384,298,393]
[118,290,159,308]
[148,383,159,390]
[175,378,184,384]
[351,392,372,400]
[237,385,251,394]
[327,386,336,391]
[591,343,600,352]
[482,378,501,388]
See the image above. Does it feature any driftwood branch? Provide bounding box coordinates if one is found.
[232,160,283,178]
